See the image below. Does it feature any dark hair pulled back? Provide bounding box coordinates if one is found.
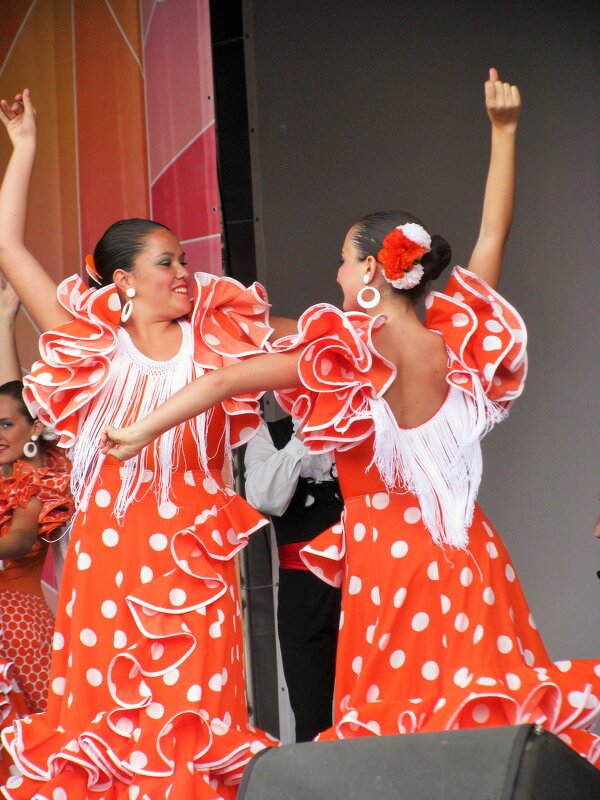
[0,380,35,423]
[91,218,171,287]
[351,211,452,302]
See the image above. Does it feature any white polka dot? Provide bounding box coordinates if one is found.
[371,492,390,510]
[482,587,495,605]
[77,553,92,570]
[80,628,97,647]
[116,717,134,736]
[151,642,164,661]
[353,523,366,542]
[451,312,470,327]
[36,371,53,385]
[163,669,180,686]
[473,624,484,644]
[482,521,495,538]
[476,677,497,687]
[486,542,499,559]
[158,501,177,520]
[528,613,537,630]
[472,704,491,723]
[129,750,147,769]
[351,656,363,675]
[211,529,223,547]
[102,600,117,619]
[187,685,202,702]
[485,319,504,333]
[393,588,407,608]
[378,633,390,651]
[455,613,469,633]
[208,673,223,691]
[365,625,376,644]
[147,702,164,719]
[149,533,168,551]
[209,621,222,638]
[52,677,66,695]
[203,476,219,495]
[506,673,521,691]
[523,649,535,666]
[95,489,111,508]
[391,540,409,558]
[53,632,65,650]
[497,635,513,654]
[422,661,440,681]
[483,335,502,352]
[140,566,153,584]
[555,660,572,673]
[366,685,379,702]
[371,586,381,605]
[403,507,421,524]
[460,567,473,587]
[115,570,123,587]
[441,595,451,614]
[412,612,429,632]
[348,576,362,595]
[427,561,439,581]
[107,293,122,312]
[114,630,127,649]
[102,528,119,547]
[53,789,67,800]
[6,777,24,789]
[390,650,405,669]
[505,565,516,582]
[86,669,103,687]
[454,667,472,687]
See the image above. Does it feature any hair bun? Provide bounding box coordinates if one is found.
[421,234,452,283]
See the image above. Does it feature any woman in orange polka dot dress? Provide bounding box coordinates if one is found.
[102,71,600,766]
[0,92,275,799]
[0,281,72,783]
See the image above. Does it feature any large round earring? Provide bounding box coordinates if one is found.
[121,287,136,322]
[23,434,39,459]
[357,284,380,309]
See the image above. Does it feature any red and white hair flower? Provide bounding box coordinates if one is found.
[377,222,431,290]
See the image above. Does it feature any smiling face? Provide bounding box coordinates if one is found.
[337,227,369,311]
[0,395,38,469]
[120,228,192,321]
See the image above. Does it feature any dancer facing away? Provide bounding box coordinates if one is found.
[102,70,600,764]
[0,279,72,783]
[0,90,276,799]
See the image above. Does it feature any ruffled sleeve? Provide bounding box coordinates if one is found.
[425,266,527,408]
[190,273,274,448]
[0,448,72,540]
[271,303,396,453]
[22,276,121,448]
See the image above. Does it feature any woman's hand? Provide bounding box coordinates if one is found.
[0,276,20,322]
[99,423,152,461]
[485,68,521,131]
[0,89,37,148]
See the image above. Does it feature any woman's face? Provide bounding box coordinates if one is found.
[126,228,192,320]
[337,228,366,312]
[0,396,37,467]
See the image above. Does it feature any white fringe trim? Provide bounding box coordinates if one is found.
[369,382,507,549]
[70,321,208,524]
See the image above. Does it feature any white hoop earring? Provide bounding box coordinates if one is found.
[121,287,136,322]
[23,435,39,459]
[357,285,380,309]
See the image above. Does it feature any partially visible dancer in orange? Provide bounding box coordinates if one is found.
[0,278,72,781]
[0,89,274,799]
[102,70,600,765]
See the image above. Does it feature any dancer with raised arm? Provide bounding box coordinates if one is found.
[0,91,275,799]
[102,70,600,764]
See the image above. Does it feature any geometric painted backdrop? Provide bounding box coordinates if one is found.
[0,0,221,372]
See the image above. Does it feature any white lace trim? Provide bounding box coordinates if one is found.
[70,320,210,523]
[369,381,507,549]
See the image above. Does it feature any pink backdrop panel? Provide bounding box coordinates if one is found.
[182,236,222,278]
[151,125,220,242]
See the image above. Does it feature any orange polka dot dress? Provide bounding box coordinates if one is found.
[272,267,600,765]
[1,274,276,800]
[0,447,72,782]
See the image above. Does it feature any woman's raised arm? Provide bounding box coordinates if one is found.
[100,350,303,461]
[0,277,22,382]
[0,90,71,331]
[467,69,521,289]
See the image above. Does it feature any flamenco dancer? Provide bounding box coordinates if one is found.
[101,70,600,765]
[0,279,72,783]
[0,91,276,798]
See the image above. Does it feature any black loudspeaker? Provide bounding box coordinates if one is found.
[238,725,600,799]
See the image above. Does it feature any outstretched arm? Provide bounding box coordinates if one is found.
[0,90,70,331]
[467,68,521,289]
[0,497,42,559]
[100,350,302,461]
[0,277,21,382]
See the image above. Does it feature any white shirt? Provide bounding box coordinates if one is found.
[244,421,335,517]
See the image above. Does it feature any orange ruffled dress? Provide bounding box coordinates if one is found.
[0,448,71,782]
[272,267,600,764]
[1,274,276,800]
